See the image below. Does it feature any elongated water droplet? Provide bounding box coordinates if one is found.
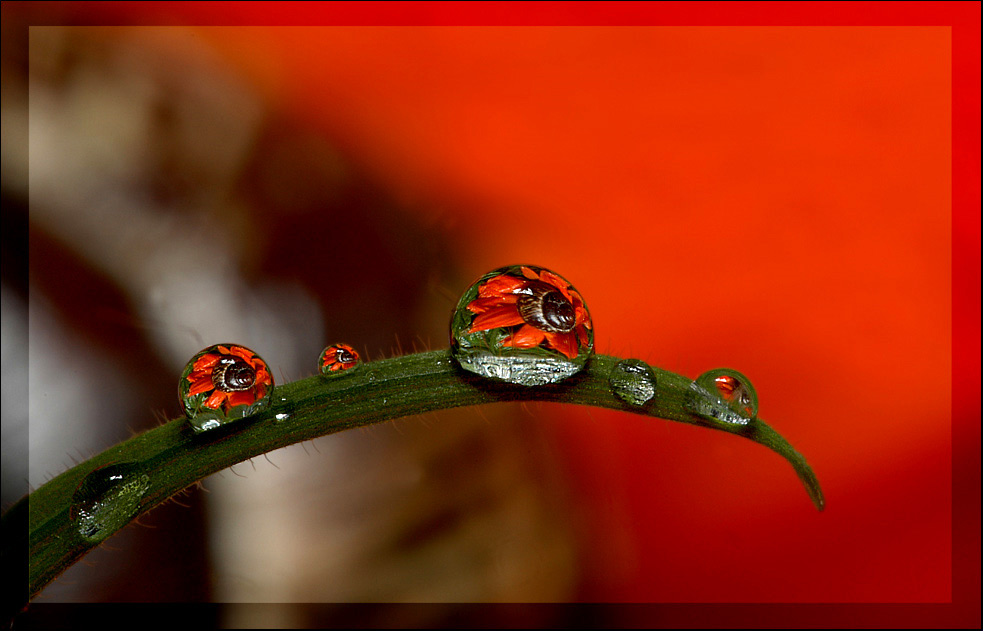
[687,368,758,425]
[70,462,151,543]
[319,343,360,375]
[179,343,274,433]
[450,264,594,386]
[609,359,657,406]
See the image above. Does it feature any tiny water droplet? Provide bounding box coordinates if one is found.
[450,264,594,386]
[687,368,758,425]
[179,344,274,433]
[69,462,151,543]
[609,359,657,406]
[319,343,360,376]
[275,412,290,422]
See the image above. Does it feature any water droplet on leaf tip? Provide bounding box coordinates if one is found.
[179,344,274,433]
[609,359,657,406]
[450,264,594,386]
[687,368,758,425]
[69,462,150,543]
[319,343,361,376]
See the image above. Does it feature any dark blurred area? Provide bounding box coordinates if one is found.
[3,18,583,628]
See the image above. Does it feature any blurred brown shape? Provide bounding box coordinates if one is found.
[5,22,585,621]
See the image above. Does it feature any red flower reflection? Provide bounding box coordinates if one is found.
[186,344,272,413]
[714,374,754,417]
[466,266,591,359]
[321,344,360,372]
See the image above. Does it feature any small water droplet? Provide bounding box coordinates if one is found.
[179,344,274,433]
[609,359,657,406]
[450,264,594,386]
[319,343,361,376]
[69,462,151,543]
[687,368,758,425]
[275,412,290,422]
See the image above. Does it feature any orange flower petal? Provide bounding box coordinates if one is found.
[468,305,525,332]
[520,266,539,280]
[575,306,591,329]
[193,354,220,371]
[540,270,570,291]
[558,285,575,304]
[204,390,227,409]
[227,345,254,362]
[478,274,526,297]
[227,391,255,408]
[188,376,215,396]
[504,324,547,348]
[545,331,579,359]
[534,270,574,303]
[188,365,216,378]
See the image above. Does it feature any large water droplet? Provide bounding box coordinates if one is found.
[69,462,151,543]
[319,343,360,376]
[687,368,758,425]
[450,264,594,386]
[609,359,657,406]
[179,343,274,433]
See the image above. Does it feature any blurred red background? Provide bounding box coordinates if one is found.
[5,1,979,626]
[197,20,955,603]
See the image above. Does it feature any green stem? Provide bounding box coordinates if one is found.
[1,350,823,618]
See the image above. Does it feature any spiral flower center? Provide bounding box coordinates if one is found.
[336,348,356,364]
[212,356,257,392]
[517,281,576,333]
